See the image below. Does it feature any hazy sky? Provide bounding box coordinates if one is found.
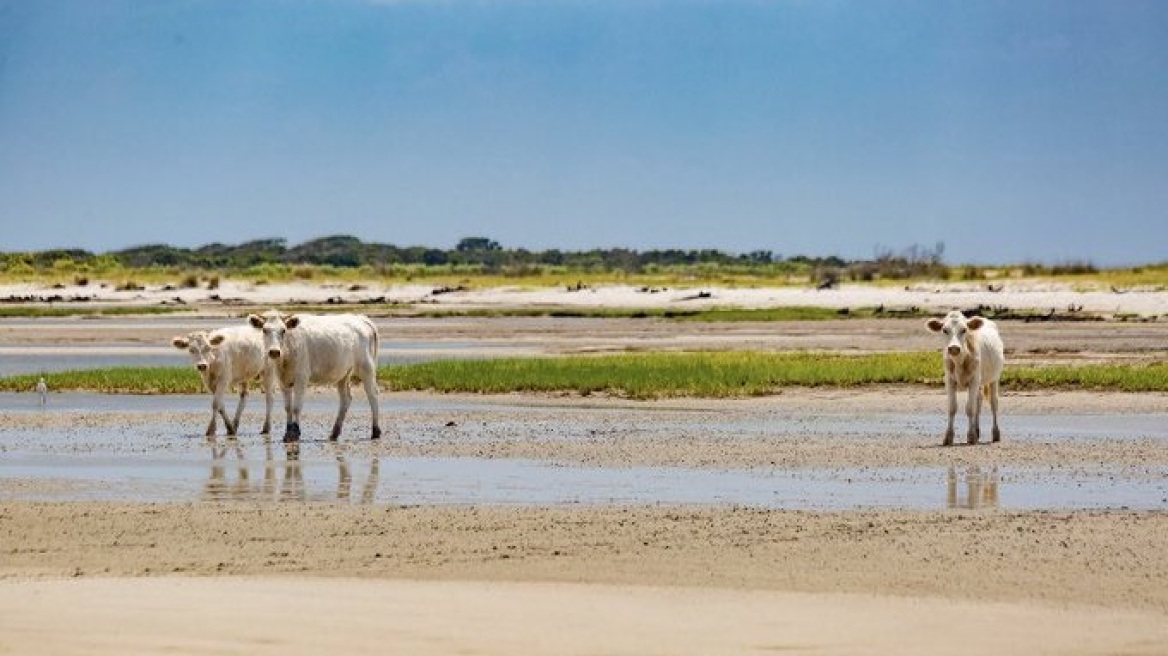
[1,1,1166,265]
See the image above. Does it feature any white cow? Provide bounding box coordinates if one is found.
[248,311,381,442]
[172,326,274,437]
[925,311,1005,446]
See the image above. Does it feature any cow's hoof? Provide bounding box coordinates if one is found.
[371,426,382,440]
[328,428,341,441]
[261,422,271,435]
[283,422,301,442]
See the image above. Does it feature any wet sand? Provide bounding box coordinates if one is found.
[2,311,1168,654]
[4,314,1168,366]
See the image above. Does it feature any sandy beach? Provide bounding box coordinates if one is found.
[5,278,1168,316]
[2,283,1167,654]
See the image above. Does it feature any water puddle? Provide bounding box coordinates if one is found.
[1,392,1166,509]
[2,443,1164,509]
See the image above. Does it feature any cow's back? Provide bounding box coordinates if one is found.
[212,325,268,381]
[976,319,1005,383]
[285,314,377,384]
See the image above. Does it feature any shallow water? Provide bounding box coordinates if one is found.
[3,449,1164,510]
[1,394,1166,510]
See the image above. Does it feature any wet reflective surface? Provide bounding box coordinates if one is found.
[1,393,1166,510]
[3,442,1165,509]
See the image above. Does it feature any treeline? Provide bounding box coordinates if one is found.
[3,236,1123,283]
[3,235,957,281]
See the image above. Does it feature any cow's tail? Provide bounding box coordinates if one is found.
[364,315,380,381]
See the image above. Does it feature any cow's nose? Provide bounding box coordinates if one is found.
[947,345,962,356]
[196,363,208,371]
[268,349,282,359]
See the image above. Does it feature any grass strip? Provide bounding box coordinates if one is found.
[5,353,1167,398]
[0,306,189,318]
[381,352,940,398]
[0,367,201,394]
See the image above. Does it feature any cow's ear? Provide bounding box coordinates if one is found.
[209,334,226,346]
[967,317,985,331]
[172,337,189,349]
[285,315,300,329]
[248,314,264,329]
[925,319,944,333]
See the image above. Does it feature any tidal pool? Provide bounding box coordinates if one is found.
[1,393,1166,510]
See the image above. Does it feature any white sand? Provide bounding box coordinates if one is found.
[3,578,1166,656]
[7,279,1168,315]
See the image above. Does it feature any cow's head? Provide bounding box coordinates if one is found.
[171,331,226,373]
[926,311,985,358]
[249,311,300,361]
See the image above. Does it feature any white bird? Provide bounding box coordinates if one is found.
[36,377,48,406]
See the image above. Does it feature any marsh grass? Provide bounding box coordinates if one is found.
[4,353,1167,398]
[380,351,941,398]
[1003,361,1168,393]
[0,306,188,318]
[2,367,202,394]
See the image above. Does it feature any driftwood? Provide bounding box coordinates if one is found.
[961,304,1103,323]
[1,294,93,304]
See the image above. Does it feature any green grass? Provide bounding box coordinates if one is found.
[1,367,203,394]
[386,354,1168,398]
[1003,362,1168,393]
[5,353,1168,398]
[0,306,190,318]
[380,351,941,398]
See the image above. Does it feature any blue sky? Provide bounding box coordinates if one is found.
[1,0,1166,265]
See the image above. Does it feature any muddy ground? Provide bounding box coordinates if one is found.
[1,313,1167,655]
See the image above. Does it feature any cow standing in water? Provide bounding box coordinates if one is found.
[249,311,381,442]
[172,326,274,436]
[925,311,1005,446]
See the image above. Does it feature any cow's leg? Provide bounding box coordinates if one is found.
[330,378,352,441]
[260,373,273,435]
[205,403,218,437]
[283,380,301,443]
[965,377,981,444]
[943,381,957,446]
[232,382,248,436]
[210,387,232,436]
[219,382,237,436]
[280,380,293,436]
[989,381,1001,442]
[358,363,381,440]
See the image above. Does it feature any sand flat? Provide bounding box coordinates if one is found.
[3,577,1167,656]
[2,303,1167,654]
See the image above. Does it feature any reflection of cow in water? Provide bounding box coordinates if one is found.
[201,440,379,504]
[946,466,999,509]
